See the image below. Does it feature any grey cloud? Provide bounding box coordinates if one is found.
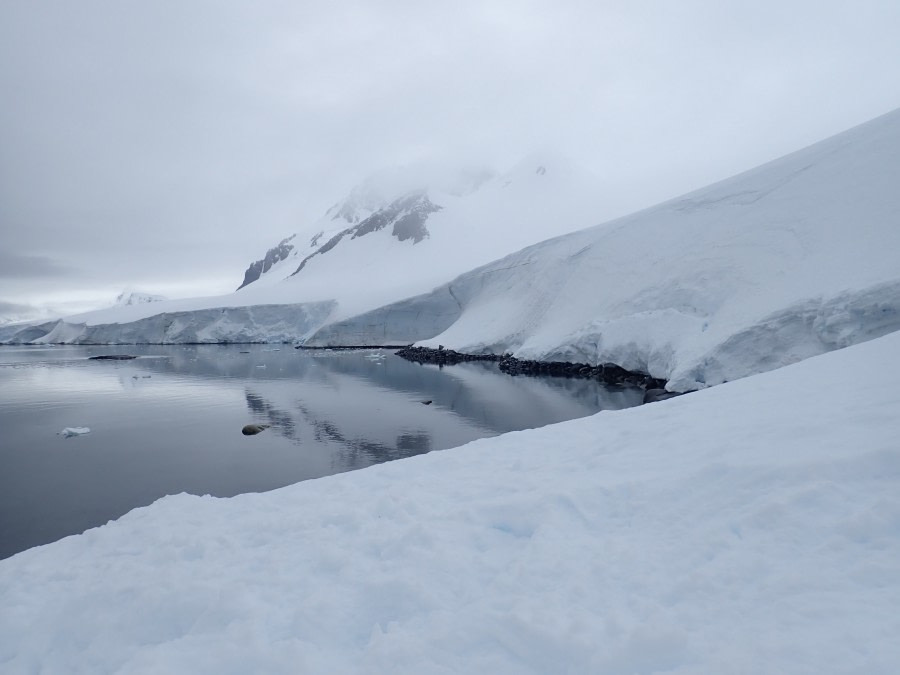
[0,300,36,315]
[0,252,73,278]
[1,1,899,312]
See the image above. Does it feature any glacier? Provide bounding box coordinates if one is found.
[28,302,335,345]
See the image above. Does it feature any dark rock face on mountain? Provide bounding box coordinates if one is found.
[351,192,441,243]
[237,235,296,290]
[291,192,441,277]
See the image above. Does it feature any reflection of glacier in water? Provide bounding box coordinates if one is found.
[0,344,642,559]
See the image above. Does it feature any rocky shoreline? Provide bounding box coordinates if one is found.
[395,345,501,366]
[396,346,682,403]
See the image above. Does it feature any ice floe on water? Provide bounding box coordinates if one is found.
[58,427,90,438]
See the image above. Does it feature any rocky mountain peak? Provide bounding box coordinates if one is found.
[236,235,297,290]
[291,191,442,277]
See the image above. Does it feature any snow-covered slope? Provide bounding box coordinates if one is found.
[232,154,605,321]
[2,156,605,344]
[316,108,900,390]
[2,325,898,673]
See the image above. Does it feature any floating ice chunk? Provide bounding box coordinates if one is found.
[59,427,91,438]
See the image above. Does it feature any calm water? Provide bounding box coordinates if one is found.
[0,344,643,558]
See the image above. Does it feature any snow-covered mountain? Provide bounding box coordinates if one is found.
[236,166,497,291]
[0,155,605,343]
[231,155,603,319]
[308,108,900,391]
[239,189,443,291]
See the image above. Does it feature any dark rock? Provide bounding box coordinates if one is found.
[396,346,500,366]
[242,424,271,436]
[89,355,137,360]
[291,192,442,278]
[421,400,432,405]
[237,235,296,290]
[398,346,679,401]
[643,389,683,404]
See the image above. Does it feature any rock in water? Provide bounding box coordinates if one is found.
[242,424,270,436]
[421,400,433,405]
[89,355,137,360]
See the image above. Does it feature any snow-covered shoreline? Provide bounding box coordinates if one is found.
[2,329,898,673]
[321,108,900,391]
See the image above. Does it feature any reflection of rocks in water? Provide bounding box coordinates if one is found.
[311,417,342,444]
[244,391,296,438]
[397,433,431,455]
[245,392,266,414]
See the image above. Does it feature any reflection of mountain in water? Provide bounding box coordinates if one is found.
[303,403,433,465]
[233,347,643,473]
[243,389,433,468]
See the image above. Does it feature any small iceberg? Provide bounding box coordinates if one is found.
[59,427,91,438]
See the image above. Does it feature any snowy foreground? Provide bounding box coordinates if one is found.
[2,332,899,674]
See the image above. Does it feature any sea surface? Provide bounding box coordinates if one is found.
[0,344,643,558]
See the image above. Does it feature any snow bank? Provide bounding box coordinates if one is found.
[2,329,899,673]
[327,108,900,390]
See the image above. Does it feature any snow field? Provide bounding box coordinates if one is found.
[2,329,899,673]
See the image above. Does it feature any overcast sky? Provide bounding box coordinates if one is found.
[2,1,899,322]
